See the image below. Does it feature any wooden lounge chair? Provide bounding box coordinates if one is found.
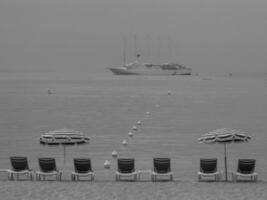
[9,156,34,180]
[198,158,221,181]
[232,159,258,182]
[115,158,137,181]
[151,158,173,181]
[36,158,62,181]
[71,158,95,181]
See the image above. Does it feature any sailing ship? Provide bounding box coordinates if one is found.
[108,54,192,76]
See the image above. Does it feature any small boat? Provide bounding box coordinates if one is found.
[40,129,90,145]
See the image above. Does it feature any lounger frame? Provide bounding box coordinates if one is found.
[198,158,222,182]
[36,158,62,181]
[232,159,258,182]
[115,158,137,181]
[151,158,173,182]
[71,158,95,181]
[9,157,34,180]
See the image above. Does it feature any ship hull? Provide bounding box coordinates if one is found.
[108,67,191,76]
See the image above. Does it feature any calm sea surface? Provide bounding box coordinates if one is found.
[0,71,266,181]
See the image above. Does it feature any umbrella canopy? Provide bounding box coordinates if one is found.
[198,128,251,181]
[40,128,90,165]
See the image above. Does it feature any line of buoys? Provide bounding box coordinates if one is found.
[108,88,174,170]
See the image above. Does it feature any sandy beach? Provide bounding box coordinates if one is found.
[0,181,266,200]
[0,72,267,199]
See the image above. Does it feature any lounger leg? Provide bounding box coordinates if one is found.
[58,173,62,181]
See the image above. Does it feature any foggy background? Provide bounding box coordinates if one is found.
[0,0,266,73]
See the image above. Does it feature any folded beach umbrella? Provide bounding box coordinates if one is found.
[198,128,251,181]
[40,128,90,166]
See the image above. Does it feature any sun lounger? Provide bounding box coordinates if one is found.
[198,158,221,181]
[9,156,34,180]
[151,158,173,181]
[232,159,258,182]
[36,158,62,181]
[115,158,137,181]
[71,158,94,181]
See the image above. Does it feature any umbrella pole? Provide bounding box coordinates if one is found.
[63,145,66,166]
[224,143,228,181]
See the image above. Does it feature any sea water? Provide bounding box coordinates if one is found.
[0,71,266,181]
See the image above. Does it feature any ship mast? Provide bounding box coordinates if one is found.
[122,37,126,66]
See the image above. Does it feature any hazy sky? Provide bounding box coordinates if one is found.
[0,0,266,72]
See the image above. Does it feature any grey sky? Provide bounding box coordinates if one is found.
[0,0,266,72]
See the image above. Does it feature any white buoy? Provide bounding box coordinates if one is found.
[104,160,111,169]
[132,126,137,131]
[155,104,160,108]
[122,139,128,146]
[168,90,172,95]
[128,131,133,137]
[137,121,142,125]
[146,111,150,115]
[112,150,118,158]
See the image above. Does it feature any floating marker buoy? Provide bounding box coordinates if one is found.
[132,126,137,131]
[137,121,142,125]
[47,89,52,94]
[122,139,128,146]
[112,150,118,158]
[155,104,160,108]
[104,160,111,169]
[128,132,133,137]
[168,90,172,95]
[146,112,150,115]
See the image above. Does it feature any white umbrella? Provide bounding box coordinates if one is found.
[40,128,90,165]
[198,128,251,181]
